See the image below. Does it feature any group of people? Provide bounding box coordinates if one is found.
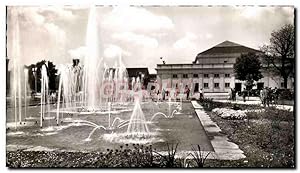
[260,87,279,107]
[229,87,280,106]
[156,85,197,101]
[230,88,249,102]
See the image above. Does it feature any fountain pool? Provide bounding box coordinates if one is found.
[6,101,213,152]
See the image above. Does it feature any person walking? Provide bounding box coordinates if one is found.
[185,85,190,100]
[233,88,237,101]
[261,87,269,107]
[162,88,166,101]
[199,88,204,102]
[156,89,160,101]
[242,89,247,102]
[260,88,265,106]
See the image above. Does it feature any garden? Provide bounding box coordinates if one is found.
[199,99,295,167]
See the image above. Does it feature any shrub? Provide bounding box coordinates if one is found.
[278,89,293,100]
[245,107,294,122]
[184,145,210,168]
[154,143,180,168]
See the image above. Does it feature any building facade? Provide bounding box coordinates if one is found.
[156,41,294,95]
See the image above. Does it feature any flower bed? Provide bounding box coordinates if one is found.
[200,101,295,168]
[212,108,247,120]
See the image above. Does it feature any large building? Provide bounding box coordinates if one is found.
[156,40,294,96]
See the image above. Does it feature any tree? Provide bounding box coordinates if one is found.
[234,52,263,91]
[261,24,295,88]
[28,60,58,93]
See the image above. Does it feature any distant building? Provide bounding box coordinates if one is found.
[156,40,294,95]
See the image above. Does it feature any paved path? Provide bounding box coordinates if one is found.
[191,101,246,160]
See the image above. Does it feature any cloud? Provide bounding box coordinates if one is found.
[112,32,158,48]
[102,6,174,32]
[68,46,86,60]
[173,32,198,50]
[38,6,77,21]
[205,33,213,39]
[12,7,67,42]
[16,7,45,26]
[238,7,266,19]
[103,44,131,58]
[7,7,69,65]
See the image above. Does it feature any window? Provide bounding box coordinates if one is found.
[214,83,220,88]
[204,74,209,78]
[183,74,188,78]
[172,74,177,78]
[225,83,230,88]
[214,74,219,78]
[193,74,199,78]
[204,83,209,88]
[225,74,230,78]
[224,61,228,63]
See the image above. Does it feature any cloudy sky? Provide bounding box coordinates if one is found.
[7,6,294,73]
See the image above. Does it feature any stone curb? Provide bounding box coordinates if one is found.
[191,101,246,161]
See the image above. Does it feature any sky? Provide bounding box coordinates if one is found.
[6,6,294,73]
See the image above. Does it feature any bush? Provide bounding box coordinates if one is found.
[184,145,210,168]
[200,99,260,111]
[278,89,293,100]
[246,107,294,122]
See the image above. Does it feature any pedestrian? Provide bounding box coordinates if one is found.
[199,88,204,102]
[260,88,265,106]
[261,87,268,107]
[162,88,166,100]
[273,87,279,105]
[242,89,247,102]
[232,88,236,101]
[266,87,271,107]
[185,85,190,100]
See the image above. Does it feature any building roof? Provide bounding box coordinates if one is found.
[197,40,260,56]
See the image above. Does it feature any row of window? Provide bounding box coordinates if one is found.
[203,82,231,89]
[173,74,231,78]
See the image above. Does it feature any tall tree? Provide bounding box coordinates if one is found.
[234,52,263,91]
[261,24,295,88]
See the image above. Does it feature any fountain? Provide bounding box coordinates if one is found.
[82,6,104,109]
[40,64,50,128]
[8,6,179,144]
[8,8,29,130]
[126,98,150,138]
[23,68,28,121]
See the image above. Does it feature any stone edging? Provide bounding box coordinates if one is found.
[191,101,246,160]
